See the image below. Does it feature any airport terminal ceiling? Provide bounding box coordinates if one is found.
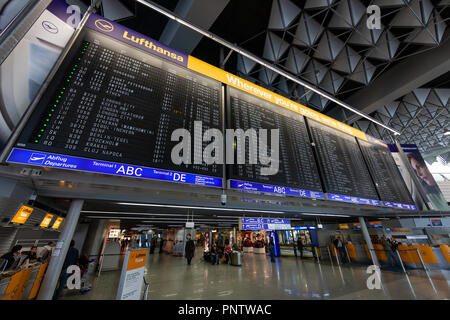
[85,0,450,163]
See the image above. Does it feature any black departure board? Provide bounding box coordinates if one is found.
[13,29,223,177]
[307,119,379,199]
[227,87,323,192]
[358,139,414,204]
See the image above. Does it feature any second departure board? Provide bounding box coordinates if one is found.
[11,28,223,178]
[358,139,414,204]
[227,87,323,192]
[308,119,379,200]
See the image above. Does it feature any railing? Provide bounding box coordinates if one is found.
[367,247,429,273]
[142,276,149,300]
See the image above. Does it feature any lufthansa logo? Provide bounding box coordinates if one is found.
[42,21,58,34]
[95,19,114,32]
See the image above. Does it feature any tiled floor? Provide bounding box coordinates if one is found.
[61,249,450,300]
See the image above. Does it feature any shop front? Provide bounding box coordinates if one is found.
[277,226,319,258]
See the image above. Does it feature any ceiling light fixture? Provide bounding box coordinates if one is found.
[136,0,401,136]
[116,202,284,214]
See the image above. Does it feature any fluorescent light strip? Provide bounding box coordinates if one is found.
[136,0,400,135]
[116,202,284,214]
[82,211,202,217]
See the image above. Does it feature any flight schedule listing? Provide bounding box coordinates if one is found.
[13,29,223,180]
[358,139,414,205]
[307,119,379,201]
[227,88,323,193]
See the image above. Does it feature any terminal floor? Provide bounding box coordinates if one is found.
[60,250,450,300]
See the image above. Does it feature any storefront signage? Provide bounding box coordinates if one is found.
[11,205,34,224]
[327,193,417,211]
[431,219,442,226]
[369,221,383,228]
[7,149,223,188]
[116,249,148,300]
[109,229,120,238]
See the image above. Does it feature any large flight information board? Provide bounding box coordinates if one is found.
[358,139,414,206]
[7,28,223,187]
[307,119,380,203]
[227,87,324,199]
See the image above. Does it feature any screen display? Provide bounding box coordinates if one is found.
[227,87,323,192]
[358,139,414,204]
[307,119,379,200]
[10,28,223,180]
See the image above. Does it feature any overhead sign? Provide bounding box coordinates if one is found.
[51,217,63,230]
[291,226,316,230]
[369,221,383,228]
[339,224,349,230]
[240,218,291,231]
[39,213,54,228]
[109,229,120,238]
[7,149,223,188]
[185,222,195,228]
[86,14,188,67]
[229,180,325,200]
[116,249,147,300]
[327,193,417,211]
[11,205,34,224]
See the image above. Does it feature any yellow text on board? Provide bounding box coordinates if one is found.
[52,217,63,229]
[187,56,368,141]
[40,213,54,228]
[11,205,34,224]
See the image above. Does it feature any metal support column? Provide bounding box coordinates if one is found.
[358,217,379,267]
[37,199,84,300]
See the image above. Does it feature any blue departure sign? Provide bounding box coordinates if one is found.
[7,148,223,188]
[326,193,417,210]
[240,217,291,231]
[229,180,325,200]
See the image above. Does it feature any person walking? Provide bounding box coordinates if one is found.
[159,239,165,254]
[381,236,398,267]
[268,238,275,262]
[224,243,232,264]
[297,238,304,259]
[211,244,219,265]
[333,236,347,263]
[185,234,195,265]
[53,240,79,300]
